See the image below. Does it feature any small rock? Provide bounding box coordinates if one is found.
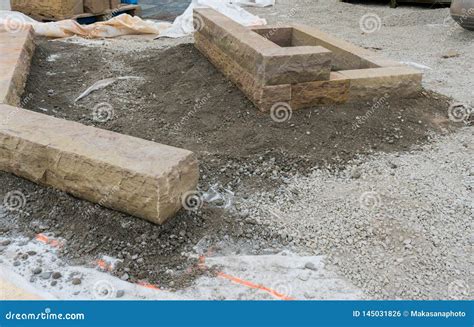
[240,210,250,218]
[304,262,317,271]
[32,267,42,275]
[0,240,11,246]
[52,272,62,279]
[71,278,82,285]
[51,281,58,287]
[27,251,37,256]
[441,50,460,59]
[13,261,21,267]
[351,168,362,179]
[304,291,315,299]
[39,272,52,280]
[116,290,125,298]
[120,273,129,281]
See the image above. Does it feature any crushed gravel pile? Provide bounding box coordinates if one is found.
[238,128,473,299]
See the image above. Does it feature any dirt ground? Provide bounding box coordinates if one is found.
[0,36,455,290]
[0,0,472,300]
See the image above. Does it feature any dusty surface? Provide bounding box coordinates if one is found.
[1,0,472,300]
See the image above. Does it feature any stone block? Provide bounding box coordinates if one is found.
[290,73,350,109]
[0,104,199,225]
[0,28,35,106]
[339,67,422,101]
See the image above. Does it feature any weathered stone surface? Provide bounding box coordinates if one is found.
[0,27,35,106]
[195,9,422,110]
[0,104,199,225]
[194,9,333,85]
[195,32,291,111]
[290,73,350,109]
[291,24,377,71]
[261,46,332,85]
[339,67,422,101]
[194,9,268,77]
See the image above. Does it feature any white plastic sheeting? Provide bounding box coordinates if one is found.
[0,0,271,39]
[0,11,171,38]
[158,0,271,38]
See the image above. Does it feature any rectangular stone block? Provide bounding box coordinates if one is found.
[290,73,350,109]
[0,28,35,106]
[261,46,332,85]
[195,31,291,111]
[0,104,199,225]
[339,67,422,102]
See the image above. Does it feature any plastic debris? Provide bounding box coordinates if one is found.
[74,76,142,102]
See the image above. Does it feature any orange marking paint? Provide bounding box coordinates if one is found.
[137,282,160,290]
[35,233,63,248]
[217,272,295,301]
[96,259,113,271]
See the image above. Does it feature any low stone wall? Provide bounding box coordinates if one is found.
[194,8,422,112]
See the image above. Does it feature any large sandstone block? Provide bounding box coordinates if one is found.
[0,104,199,225]
[195,32,291,112]
[0,28,35,106]
[290,73,350,109]
[339,67,422,102]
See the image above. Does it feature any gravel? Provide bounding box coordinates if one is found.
[238,128,473,299]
